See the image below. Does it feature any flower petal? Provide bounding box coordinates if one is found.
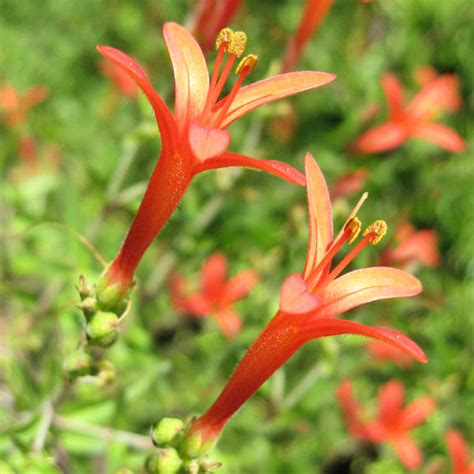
[318,267,422,319]
[378,380,404,426]
[400,397,435,429]
[279,273,319,314]
[381,73,404,121]
[222,270,258,304]
[202,253,227,297]
[163,22,209,130]
[302,153,333,279]
[96,45,178,153]
[213,307,242,339]
[189,123,230,161]
[217,71,336,128]
[390,433,423,470]
[352,122,407,154]
[410,122,465,153]
[196,151,306,186]
[445,430,469,472]
[300,318,428,363]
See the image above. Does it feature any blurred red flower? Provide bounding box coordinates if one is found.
[170,253,258,339]
[97,23,335,292]
[380,222,440,271]
[0,83,48,127]
[337,379,435,470]
[330,168,369,201]
[99,58,138,98]
[446,430,474,474]
[182,154,427,456]
[191,0,242,53]
[352,71,464,154]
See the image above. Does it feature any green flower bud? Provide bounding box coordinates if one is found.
[95,273,129,312]
[183,460,199,474]
[96,360,117,386]
[78,275,94,300]
[199,458,222,472]
[63,349,94,377]
[145,448,182,474]
[151,418,184,447]
[86,311,119,347]
[180,428,214,460]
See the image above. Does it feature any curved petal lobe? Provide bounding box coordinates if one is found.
[280,273,319,314]
[218,71,336,128]
[163,22,209,129]
[390,434,423,470]
[196,151,306,186]
[222,270,258,304]
[411,122,465,153]
[352,122,407,154]
[189,123,230,161]
[214,307,241,339]
[400,397,435,429]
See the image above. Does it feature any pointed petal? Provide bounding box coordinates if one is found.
[446,430,469,472]
[390,434,423,470]
[318,267,422,319]
[400,397,435,429]
[218,71,336,128]
[189,123,230,161]
[202,253,227,297]
[381,73,405,120]
[163,22,209,129]
[300,318,428,363]
[222,270,258,304]
[196,151,306,186]
[169,274,209,315]
[378,380,404,426]
[302,153,333,278]
[279,273,319,314]
[407,74,461,120]
[96,45,178,153]
[352,122,407,154]
[411,122,465,153]
[213,307,242,339]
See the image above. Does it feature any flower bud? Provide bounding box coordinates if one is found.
[180,429,214,460]
[78,296,98,320]
[86,311,119,347]
[95,273,129,312]
[199,458,222,472]
[145,448,183,474]
[63,349,94,377]
[96,360,117,386]
[78,275,94,300]
[151,418,184,447]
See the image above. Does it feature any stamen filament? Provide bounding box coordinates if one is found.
[202,44,227,119]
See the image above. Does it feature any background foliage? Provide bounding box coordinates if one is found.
[1,0,473,472]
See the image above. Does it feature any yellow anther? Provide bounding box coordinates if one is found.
[345,217,362,244]
[235,54,258,74]
[215,27,234,51]
[362,219,387,245]
[228,31,247,58]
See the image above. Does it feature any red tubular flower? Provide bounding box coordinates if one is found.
[281,0,335,73]
[337,380,435,470]
[352,71,465,154]
[183,153,427,455]
[170,252,258,338]
[380,222,440,271]
[0,83,48,127]
[191,0,242,53]
[446,430,474,474]
[97,23,335,293]
[99,58,138,98]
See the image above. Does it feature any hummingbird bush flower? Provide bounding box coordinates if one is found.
[281,0,334,73]
[170,252,258,338]
[180,154,427,458]
[96,23,335,294]
[445,430,474,474]
[337,379,435,470]
[352,71,465,154]
[380,222,440,271]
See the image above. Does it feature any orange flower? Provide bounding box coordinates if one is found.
[281,0,334,72]
[380,222,440,271]
[170,253,258,339]
[97,23,335,292]
[182,154,426,456]
[337,380,435,470]
[446,430,474,474]
[352,71,464,154]
[0,83,48,127]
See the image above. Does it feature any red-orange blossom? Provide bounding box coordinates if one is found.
[97,23,335,292]
[184,154,427,454]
